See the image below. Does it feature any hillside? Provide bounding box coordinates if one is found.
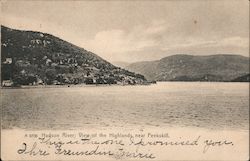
[126,54,250,82]
[1,26,147,86]
[231,74,250,82]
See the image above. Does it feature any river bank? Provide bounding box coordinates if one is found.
[1,82,153,89]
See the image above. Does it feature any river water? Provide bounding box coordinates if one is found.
[1,82,249,130]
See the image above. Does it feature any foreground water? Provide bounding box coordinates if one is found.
[1,82,249,130]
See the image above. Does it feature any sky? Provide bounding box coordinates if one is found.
[1,0,249,62]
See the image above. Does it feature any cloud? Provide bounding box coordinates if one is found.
[82,29,154,53]
[82,17,249,62]
[81,20,167,61]
[144,19,167,35]
[219,37,249,48]
[161,39,216,51]
[161,36,248,51]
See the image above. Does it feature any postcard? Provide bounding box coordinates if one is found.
[1,0,249,160]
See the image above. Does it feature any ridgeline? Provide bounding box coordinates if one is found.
[126,54,249,82]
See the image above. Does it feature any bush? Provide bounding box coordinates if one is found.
[84,78,93,84]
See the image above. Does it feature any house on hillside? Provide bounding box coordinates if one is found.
[2,80,13,87]
[37,78,44,85]
[3,58,12,64]
[46,59,52,66]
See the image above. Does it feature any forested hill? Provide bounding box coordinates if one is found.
[1,26,147,86]
[126,54,249,82]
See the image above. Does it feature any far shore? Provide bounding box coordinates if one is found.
[1,83,153,89]
[1,81,249,89]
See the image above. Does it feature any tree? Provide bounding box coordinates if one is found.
[84,78,93,84]
[45,68,56,84]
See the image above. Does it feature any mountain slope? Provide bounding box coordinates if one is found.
[231,74,250,82]
[127,54,250,81]
[1,26,147,86]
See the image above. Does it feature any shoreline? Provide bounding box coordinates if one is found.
[1,81,249,89]
[1,83,153,89]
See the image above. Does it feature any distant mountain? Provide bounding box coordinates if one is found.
[1,26,147,86]
[126,54,250,82]
[112,61,130,69]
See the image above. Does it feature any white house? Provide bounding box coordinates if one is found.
[3,58,12,64]
[2,80,13,87]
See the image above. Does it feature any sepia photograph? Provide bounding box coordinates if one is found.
[1,0,249,160]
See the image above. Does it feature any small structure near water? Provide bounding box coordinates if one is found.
[2,80,14,87]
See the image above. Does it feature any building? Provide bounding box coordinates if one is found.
[2,80,13,87]
[3,58,12,64]
[37,78,44,85]
[46,59,52,65]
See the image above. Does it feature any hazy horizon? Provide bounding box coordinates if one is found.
[1,0,249,62]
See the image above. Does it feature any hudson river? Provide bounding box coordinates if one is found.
[1,82,249,130]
